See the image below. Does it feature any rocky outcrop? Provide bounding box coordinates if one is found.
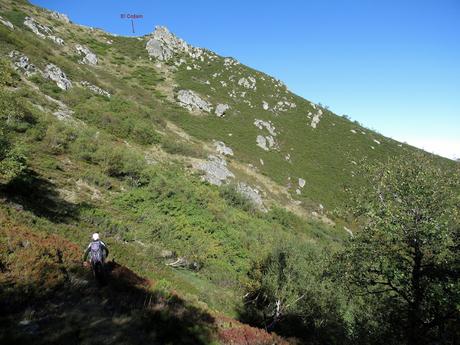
[9,51,38,76]
[24,17,64,45]
[80,81,110,97]
[146,26,204,61]
[308,108,323,128]
[215,103,229,117]
[273,100,296,113]
[254,119,276,136]
[256,135,278,151]
[262,101,269,110]
[44,64,72,90]
[75,45,98,65]
[214,141,234,156]
[237,182,266,212]
[0,16,14,29]
[194,155,234,186]
[50,11,70,23]
[177,90,212,113]
[24,16,51,38]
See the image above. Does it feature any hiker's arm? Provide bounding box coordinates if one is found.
[101,241,109,258]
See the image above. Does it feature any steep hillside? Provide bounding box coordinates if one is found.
[0,0,456,344]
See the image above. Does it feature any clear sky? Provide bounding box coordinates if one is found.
[31,0,460,160]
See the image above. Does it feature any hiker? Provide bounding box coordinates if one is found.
[83,233,109,269]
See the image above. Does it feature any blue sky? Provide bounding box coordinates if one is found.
[32,0,460,159]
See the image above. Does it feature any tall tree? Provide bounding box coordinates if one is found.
[339,153,460,344]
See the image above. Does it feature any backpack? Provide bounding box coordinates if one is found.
[90,240,103,264]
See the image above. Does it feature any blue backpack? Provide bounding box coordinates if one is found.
[90,241,103,264]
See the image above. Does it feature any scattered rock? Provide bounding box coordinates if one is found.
[9,51,38,76]
[350,129,357,134]
[80,81,110,97]
[177,89,212,113]
[44,64,72,90]
[273,100,296,113]
[214,141,234,156]
[298,178,306,188]
[0,15,14,29]
[259,158,264,165]
[194,155,234,186]
[237,182,266,212]
[256,135,274,151]
[262,101,269,110]
[238,76,256,90]
[373,139,381,145]
[215,103,229,117]
[75,44,98,65]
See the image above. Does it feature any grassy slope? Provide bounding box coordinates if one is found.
[0,0,455,342]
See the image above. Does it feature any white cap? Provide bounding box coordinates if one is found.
[92,233,99,241]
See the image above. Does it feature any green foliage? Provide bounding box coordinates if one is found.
[337,153,460,344]
[0,135,27,184]
[244,240,349,343]
[219,183,256,213]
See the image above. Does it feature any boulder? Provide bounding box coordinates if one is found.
[308,109,323,128]
[298,178,306,188]
[254,119,276,136]
[24,17,51,38]
[49,35,64,45]
[50,11,70,23]
[214,141,234,156]
[262,101,269,110]
[44,64,72,90]
[9,51,38,76]
[177,89,212,113]
[0,16,14,29]
[215,103,229,117]
[75,44,98,65]
[146,26,203,61]
[194,155,234,186]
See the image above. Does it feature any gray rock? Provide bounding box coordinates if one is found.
[262,101,269,110]
[48,35,64,45]
[9,51,38,76]
[254,119,276,136]
[80,81,111,97]
[215,103,229,117]
[0,16,14,29]
[146,26,203,61]
[214,141,233,156]
[256,135,277,151]
[44,64,72,90]
[50,11,70,23]
[194,155,234,186]
[298,178,306,188]
[75,44,98,65]
[237,182,266,212]
[23,17,64,45]
[177,89,212,113]
[308,109,323,128]
[238,76,256,90]
[24,17,51,38]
